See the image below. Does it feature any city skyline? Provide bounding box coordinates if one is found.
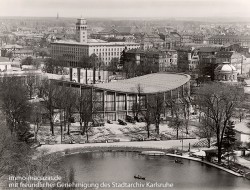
[0,0,250,18]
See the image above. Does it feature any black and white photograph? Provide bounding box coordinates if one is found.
[0,0,250,189]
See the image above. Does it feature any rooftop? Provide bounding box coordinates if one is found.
[216,51,234,58]
[209,35,250,40]
[197,47,221,53]
[215,62,237,72]
[93,73,190,94]
[2,44,23,49]
[52,39,139,46]
[234,121,250,135]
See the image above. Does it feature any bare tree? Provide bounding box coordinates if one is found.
[38,79,60,136]
[76,88,102,141]
[195,115,215,148]
[79,54,97,84]
[30,102,43,141]
[76,88,93,140]
[196,83,243,163]
[148,93,164,135]
[132,84,144,120]
[166,99,184,139]
[61,87,78,135]
[26,74,40,100]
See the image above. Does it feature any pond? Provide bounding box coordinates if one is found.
[62,151,250,190]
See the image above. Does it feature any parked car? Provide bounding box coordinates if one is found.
[126,115,136,124]
[118,119,127,125]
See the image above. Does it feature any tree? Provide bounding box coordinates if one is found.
[196,83,243,163]
[89,53,99,84]
[195,115,215,148]
[0,76,32,142]
[79,55,94,84]
[131,84,143,120]
[76,88,93,140]
[76,88,102,140]
[180,96,191,135]
[120,48,128,66]
[38,79,59,136]
[122,61,137,79]
[30,102,43,141]
[142,106,153,138]
[148,93,164,135]
[167,99,185,139]
[21,56,34,65]
[26,74,39,99]
[221,122,237,166]
[21,57,41,69]
[38,48,50,58]
[6,51,13,61]
[43,57,65,74]
[0,112,33,178]
[107,58,119,72]
[60,87,77,135]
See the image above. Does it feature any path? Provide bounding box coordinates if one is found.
[38,138,198,153]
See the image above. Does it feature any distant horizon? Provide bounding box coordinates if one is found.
[0,0,250,19]
[0,15,250,22]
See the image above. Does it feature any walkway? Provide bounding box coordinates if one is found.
[38,138,198,153]
[166,153,243,177]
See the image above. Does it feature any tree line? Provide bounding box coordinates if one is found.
[0,76,76,189]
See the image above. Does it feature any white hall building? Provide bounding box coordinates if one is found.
[51,17,140,68]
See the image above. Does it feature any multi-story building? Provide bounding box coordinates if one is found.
[215,51,243,74]
[91,26,138,42]
[193,34,205,44]
[125,48,178,72]
[158,32,182,49]
[181,33,193,44]
[51,18,140,72]
[197,47,221,61]
[135,33,164,50]
[209,35,250,47]
[176,47,199,71]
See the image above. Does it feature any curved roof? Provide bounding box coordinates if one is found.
[93,73,190,94]
[215,62,236,72]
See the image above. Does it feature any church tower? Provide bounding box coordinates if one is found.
[76,17,87,44]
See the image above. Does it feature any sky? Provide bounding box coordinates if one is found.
[0,0,250,18]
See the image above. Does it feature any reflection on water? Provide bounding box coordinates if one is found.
[62,152,250,190]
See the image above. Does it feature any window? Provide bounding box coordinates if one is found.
[127,95,136,110]
[105,113,116,121]
[94,91,104,110]
[116,94,126,110]
[106,92,115,111]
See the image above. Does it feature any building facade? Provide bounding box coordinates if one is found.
[209,35,250,47]
[214,62,238,82]
[51,18,140,69]
[177,47,199,71]
[53,73,191,121]
[125,48,178,72]
[215,51,243,74]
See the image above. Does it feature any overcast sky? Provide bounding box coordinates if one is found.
[0,0,250,18]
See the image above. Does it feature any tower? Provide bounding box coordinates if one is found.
[76,17,87,44]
